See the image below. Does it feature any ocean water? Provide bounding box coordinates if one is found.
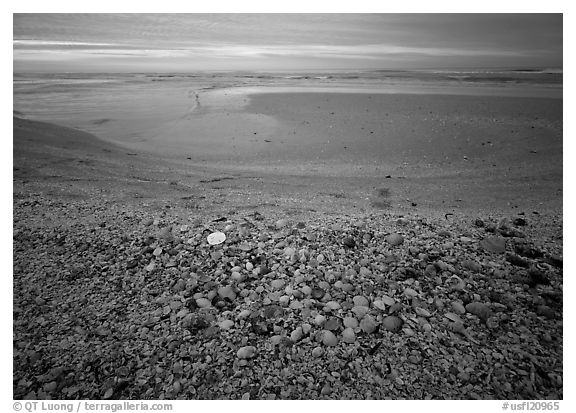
[13,69,562,153]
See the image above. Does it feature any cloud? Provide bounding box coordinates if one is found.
[14,40,529,62]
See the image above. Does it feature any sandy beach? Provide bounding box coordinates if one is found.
[13,77,563,400]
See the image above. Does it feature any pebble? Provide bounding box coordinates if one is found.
[373,300,387,311]
[237,346,257,359]
[324,301,341,311]
[322,330,338,346]
[386,233,404,246]
[246,262,254,271]
[342,327,356,343]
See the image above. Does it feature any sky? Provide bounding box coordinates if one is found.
[13,14,563,72]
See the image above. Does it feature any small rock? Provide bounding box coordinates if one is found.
[237,346,257,359]
[103,388,114,399]
[373,300,387,311]
[386,233,404,246]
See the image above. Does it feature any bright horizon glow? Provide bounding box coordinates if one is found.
[13,14,563,73]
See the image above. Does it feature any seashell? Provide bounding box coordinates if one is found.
[465,302,492,321]
[382,315,403,332]
[360,315,378,333]
[444,312,464,324]
[324,317,341,331]
[353,295,369,307]
[342,327,356,343]
[415,307,431,318]
[322,330,338,346]
[207,231,226,245]
[451,301,466,314]
[290,327,303,342]
[237,346,257,359]
[351,305,370,319]
[404,288,418,298]
[343,317,358,329]
[217,286,236,301]
[446,275,466,291]
[380,295,396,306]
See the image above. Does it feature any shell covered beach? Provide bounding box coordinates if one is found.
[13,73,563,400]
